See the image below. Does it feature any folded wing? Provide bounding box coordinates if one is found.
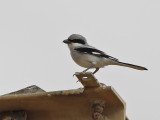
[74,47,119,61]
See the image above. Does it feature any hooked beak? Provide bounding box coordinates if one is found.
[63,39,71,44]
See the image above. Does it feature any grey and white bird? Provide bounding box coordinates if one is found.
[63,34,147,74]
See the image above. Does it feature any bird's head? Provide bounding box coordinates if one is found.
[63,34,88,48]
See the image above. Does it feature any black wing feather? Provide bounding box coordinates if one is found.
[74,47,118,61]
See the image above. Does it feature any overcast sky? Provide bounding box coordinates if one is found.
[0,0,159,120]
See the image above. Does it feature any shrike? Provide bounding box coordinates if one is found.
[63,34,147,74]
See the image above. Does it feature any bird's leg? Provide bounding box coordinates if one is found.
[92,67,99,74]
[73,65,96,77]
[82,65,95,73]
[82,67,90,72]
[73,65,94,77]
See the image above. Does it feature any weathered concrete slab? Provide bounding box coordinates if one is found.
[0,72,126,120]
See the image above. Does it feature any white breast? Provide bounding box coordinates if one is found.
[70,50,112,68]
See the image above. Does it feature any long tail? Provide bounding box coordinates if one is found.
[115,61,148,70]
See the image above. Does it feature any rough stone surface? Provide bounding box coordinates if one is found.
[0,72,128,120]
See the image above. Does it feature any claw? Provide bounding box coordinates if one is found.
[76,80,79,83]
[73,73,76,77]
[73,72,79,77]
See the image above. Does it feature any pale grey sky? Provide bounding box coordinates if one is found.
[0,0,159,119]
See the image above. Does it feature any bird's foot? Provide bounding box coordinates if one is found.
[73,71,87,77]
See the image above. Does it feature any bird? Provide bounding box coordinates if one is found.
[63,34,147,74]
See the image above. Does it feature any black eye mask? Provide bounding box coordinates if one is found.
[68,39,86,44]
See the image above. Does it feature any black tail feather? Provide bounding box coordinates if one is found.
[116,62,148,70]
